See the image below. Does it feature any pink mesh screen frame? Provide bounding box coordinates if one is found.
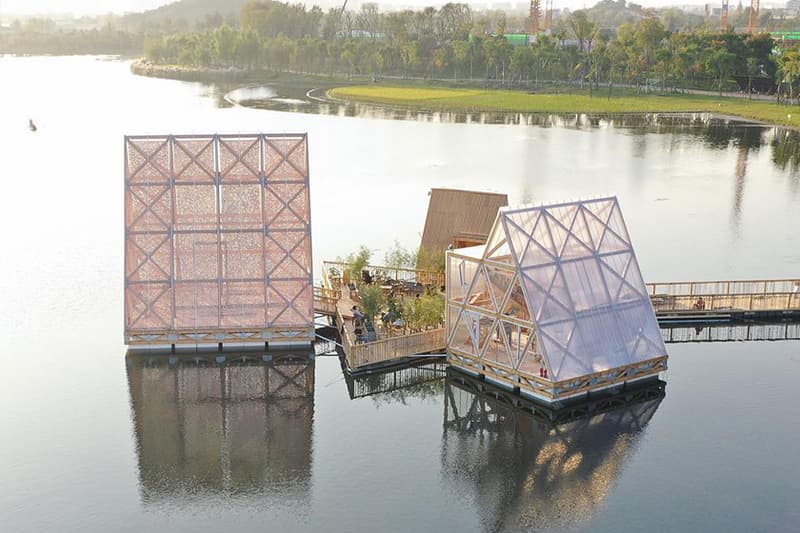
[124,134,313,344]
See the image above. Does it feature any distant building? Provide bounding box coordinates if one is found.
[503,33,533,46]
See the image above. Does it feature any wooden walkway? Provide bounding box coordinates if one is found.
[647,278,800,323]
[314,262,447,372]
[313,274,800,373]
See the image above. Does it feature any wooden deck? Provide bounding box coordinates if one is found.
[313,286,339,316]
[333,301,444,372]
[317,261,447,372]
[317,272,800,374]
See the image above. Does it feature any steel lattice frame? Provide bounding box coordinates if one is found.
[124,134,313,346]
[446,197,668,400]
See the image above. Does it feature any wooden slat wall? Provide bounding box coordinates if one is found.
[419,188,508,255]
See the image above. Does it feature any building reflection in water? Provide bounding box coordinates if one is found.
[126,352,314,505]
[343,359,447,400]
[441,369,664,532]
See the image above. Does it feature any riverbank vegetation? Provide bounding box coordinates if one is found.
[0,19,143,55]
[8,0,800,111]
[134,1,783,96]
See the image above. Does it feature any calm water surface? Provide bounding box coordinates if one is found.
[0,56,799,532]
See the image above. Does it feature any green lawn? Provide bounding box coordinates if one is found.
[328,85,800,127]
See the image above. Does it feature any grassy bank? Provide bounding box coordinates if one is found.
[328,85,800,127]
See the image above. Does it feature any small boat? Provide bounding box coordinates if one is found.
[29,119,37,132]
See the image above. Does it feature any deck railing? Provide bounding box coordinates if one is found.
[322,260,445,289]
[313,286,340,315]
[345,327,446,370]
[647,278,800,313]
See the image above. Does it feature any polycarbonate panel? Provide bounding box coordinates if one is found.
[447,256,479,303]
[125,134,312,342]
[467,266,496,312]
[499,197,666,381]
[449,310,475,355]
[482,322,508,365]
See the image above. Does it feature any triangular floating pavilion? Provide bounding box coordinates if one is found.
[446,196,668,401]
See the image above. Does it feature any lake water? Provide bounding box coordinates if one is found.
[0,55,799,532]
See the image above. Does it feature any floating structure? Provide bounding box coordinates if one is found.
[419,188,508,262]
[446,197,668,402]
[124,133,313,349]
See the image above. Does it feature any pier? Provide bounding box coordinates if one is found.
[649,278,800,323]
[312,266,799,373]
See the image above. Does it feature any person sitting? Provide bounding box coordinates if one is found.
[352,305,365,323]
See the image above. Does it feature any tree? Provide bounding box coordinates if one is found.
[402,292,445,332]
[632,16,666,81]
[213,24,238,65]
[436,3,472,41]
[706,46,737,96]
[356,3,383,38]
[340,245,371,285]
[567,10,596,53]
[778,48,800,104]
[236,29,262,68]
[453,39,470,78]
[510,45,534,82]
[654,46,672,94]
[359,284,385,328]
[416,247,445,273]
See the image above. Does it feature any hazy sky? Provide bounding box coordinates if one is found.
[0,0,769,17]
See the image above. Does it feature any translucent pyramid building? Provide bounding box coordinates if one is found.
[446,197,667,401]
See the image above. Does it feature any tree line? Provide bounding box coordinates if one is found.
[8,0,800,97]
[0,19,144,55]
[137,0,794,95]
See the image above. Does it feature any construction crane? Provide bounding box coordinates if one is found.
[748,0,760,33]
[544,0,554,31]
[721,0,729,30]
[529,0,541,34]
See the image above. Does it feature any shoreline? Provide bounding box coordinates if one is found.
[327,85,800,128]
[130,59,797,129]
